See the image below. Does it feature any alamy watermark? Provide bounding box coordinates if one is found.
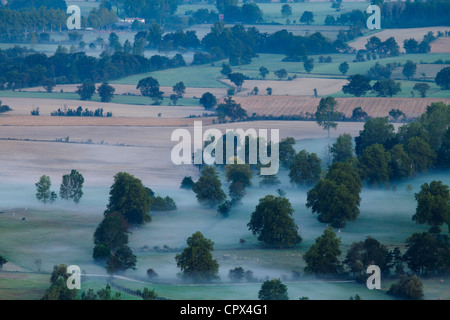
[366,5,381,30]
[171,121,279,175]
[366,265,381,290]
[66,265,81,290]
[67,5,81,30]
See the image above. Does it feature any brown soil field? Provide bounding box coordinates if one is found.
[231,96,450,119]
[222,78,348,97]
[22,84,228,99]
[349,27,450,53]
[430,37,450,54]
[0,121,369,187]
[0,97,210,118]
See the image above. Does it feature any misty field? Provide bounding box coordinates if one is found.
[1,126,449,299]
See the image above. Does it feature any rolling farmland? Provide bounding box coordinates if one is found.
[232,95,450,119]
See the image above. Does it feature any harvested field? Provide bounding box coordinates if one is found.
[222,78,347,97]
[430,37,450,54]
[22,84,228,99]
[231,96,450,119]
[0,97,210,118]
[349,27,450,53]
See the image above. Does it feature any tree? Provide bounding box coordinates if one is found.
[342,74,372,97]
[228,72,245,91]
[258,279,289,300]
[192,166,226,207]
[97,82,115,102]
[0,255,7,270]
[281,4,292,18]
[36,175,55,204]
[358,143,391,186]
[216,0,238,13]
[367,63,392,80]
[303,58,314,74]
[199,92,217,110]
[59,169,84,203]
[241,3,263,24]
[42,264,78,300]
[330,133,354,163]
[389,108,405,121]
[402,60,417,80]
[303,228,342,275]
[173,81,186,98]
[339,62,349,76]
[435,66,450,90]
[289,150,322,187]
[413,181,450,234]
[141,288,158,300]
[175,231,219,282]
[355,117,395,156]
[216,97,247,122]
[259,66,269,79]
[315,96,342,138]
[225,163,252,203]
[403,232,450,275]
[351,107,368,121]
[76,82,95,100]
[106,245,137,274]
[344,237,392,278]
[437,127,450,168]
[300,11,314,25]
[42,78,56,92]
[180,176,195,190]
[266,87,272,95]
[247,195,301,248]
[274,68,287,80]
[137,76,164,104]
[105,172,152,225]
[372,79,401,97]
[278,137,296,169]
[94,212,129,254]
[413,83,430,98]
[221,63,232,76]
[388,275,424,300]
[306,162,362,229]
[405,136,436,174]
[389,144,413,180]
[403,38,419,54]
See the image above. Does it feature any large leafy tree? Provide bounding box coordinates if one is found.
[97,82,115,102]
[199,92,217,110]
[303,228,342,275]
[389,144,413,180]
[0,255,7,270]
[258,279,289,300]
[225,163,252,203]
[315,97,342,138]
[94,212,129,254]
[405,136,436,174]
[306,161,362,228]
[342,74,372,97]
[192,166,226,207]
[372,79,401,97]
[175,231,219,282]
[136,76,164,104]
[289,150,322,187]
[358,143,391,186]
[59,169,84,203]
[278,137,296,169]
[106,245,137,274]
[435,66,450,90]
[330,133,354,164]
[344,237,392,278]
[248,195,301,248]
[413,181,450,234]
[105,172,152,225]
[42,264,78,300]
[355,117,395,156]
[402,60,417,80]
[76,82,96,101]
[403,232,450,275]
[216,97,247,122]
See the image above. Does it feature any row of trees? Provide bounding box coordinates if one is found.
[35,170,84,204]
[0,46,186,90]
